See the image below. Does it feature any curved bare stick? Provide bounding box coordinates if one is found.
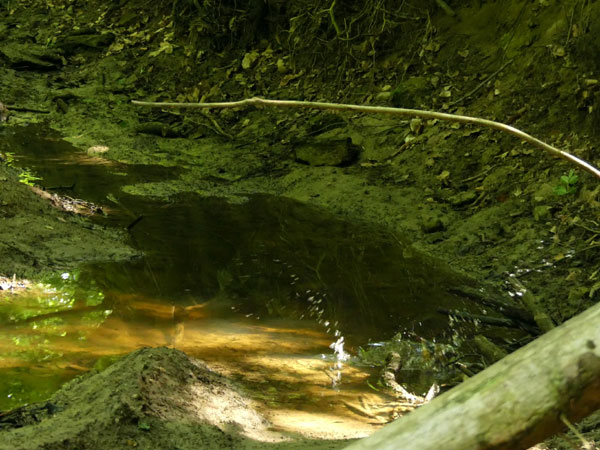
[131,97,600,179]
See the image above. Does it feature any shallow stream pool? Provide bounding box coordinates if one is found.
[0,125,481,436]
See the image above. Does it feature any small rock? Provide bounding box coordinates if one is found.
[448,190,477,208]
[391,77,431,108]
[87,145,110,155]
[294,138,360,167]
[55,33,116,55]
[421,216,445,233]
[135,122,183,138]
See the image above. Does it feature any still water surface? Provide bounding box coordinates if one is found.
[0,125,476,435]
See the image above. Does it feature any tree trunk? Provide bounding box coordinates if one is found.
[345,301,600,450]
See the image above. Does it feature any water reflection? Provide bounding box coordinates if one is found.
[0,193,477,434]
[81,193,475,343]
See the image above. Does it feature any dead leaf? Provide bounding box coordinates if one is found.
[148,40,174,58]
[437,170,450,181]
[439,87,452,98]
[550,45,565,57]
[242,51,259,70]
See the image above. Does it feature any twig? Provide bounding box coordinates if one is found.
[0,239,48,265]
[381,352,424,403]
[437,308,521,329]
[435,0,455,16]
[1,103,50,115]
[4,305,103,326]
[46,182,76,191]
[131,97,600,179]
[508,277,555,332]
[450,59,514,106]
[565,4,576,47]
[447,286,535,325]
[199,111,233,139]
[459,164,495,183]
[381,138,414,163]
[326,0,342,36]
[126,215,144,231]
[560,412,594,450]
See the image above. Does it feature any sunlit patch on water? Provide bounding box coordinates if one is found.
[0,282,393,437]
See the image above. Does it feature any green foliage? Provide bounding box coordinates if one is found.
[0,152,42,186]
[1,151,15,165]
[18,168,42,187]
[554,169,579,196]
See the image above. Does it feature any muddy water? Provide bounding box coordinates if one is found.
[0,125,479,436]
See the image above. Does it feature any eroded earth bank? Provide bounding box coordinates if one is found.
[1,0,600,448]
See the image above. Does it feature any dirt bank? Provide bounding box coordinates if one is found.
[2,0,599,322]
[1,0,600,447]
[0,347,350,450]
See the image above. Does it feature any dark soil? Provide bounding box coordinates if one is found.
[1,0,600,448]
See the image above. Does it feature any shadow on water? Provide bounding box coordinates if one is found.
[0,125,484,434]
[89,193,474,341]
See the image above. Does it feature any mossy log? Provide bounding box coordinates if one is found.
[345,301,600,450]
[473,335,508,364]
[509,277,555,333]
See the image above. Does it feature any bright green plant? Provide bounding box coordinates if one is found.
[554,169,579,196]
[1,152,15,165]
[1,152,41,186]
[18,169,41,186]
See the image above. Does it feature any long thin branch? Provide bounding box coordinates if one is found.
[131,97,600,179]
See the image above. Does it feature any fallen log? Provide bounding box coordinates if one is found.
[345,301,600,450]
